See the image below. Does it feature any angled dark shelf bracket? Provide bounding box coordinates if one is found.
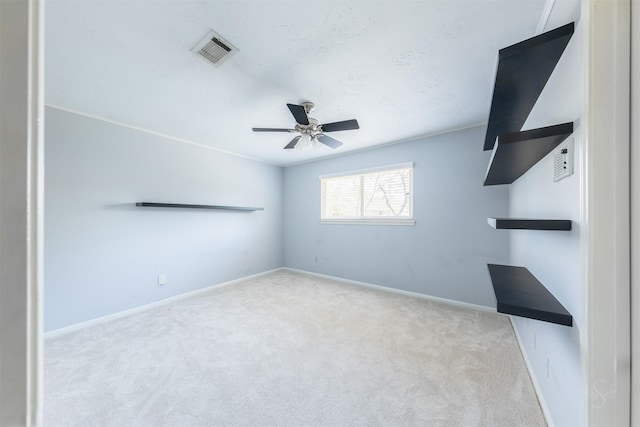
[136,202,264,211]
[484,122,573,186]
[488,264,572,326]
[488,218,572,231]
[483,22,575,151]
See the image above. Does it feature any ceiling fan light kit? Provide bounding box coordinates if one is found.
[296,134,316,151]
[252,101,360,150]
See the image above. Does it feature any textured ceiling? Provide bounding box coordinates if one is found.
[46,0,548,166]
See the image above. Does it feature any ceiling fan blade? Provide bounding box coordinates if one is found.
[317,134,343,149]
[287,103,309,125]
[252,127,294,132]
[320,119,359,132]
[284,136,301,150]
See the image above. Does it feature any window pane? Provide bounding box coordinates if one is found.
[323,175,361,218]
[363,169,412,217]
[321,165,413,221]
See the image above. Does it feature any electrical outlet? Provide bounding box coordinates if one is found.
[158,274,166,286]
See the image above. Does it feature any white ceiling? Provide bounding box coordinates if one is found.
[46,0,549,166]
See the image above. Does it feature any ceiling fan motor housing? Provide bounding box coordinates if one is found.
[295,117,321,137]
[300,101,315,114]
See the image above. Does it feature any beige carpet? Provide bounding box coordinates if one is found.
[45,269,546,426]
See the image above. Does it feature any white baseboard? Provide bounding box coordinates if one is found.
[46,267,497,338]
[44,267,285,339]
[509,317,554,427]
[282,267,497,314]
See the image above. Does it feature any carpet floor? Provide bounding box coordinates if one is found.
[45,269,546,426]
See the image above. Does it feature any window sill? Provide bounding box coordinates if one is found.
[320,218,416,226]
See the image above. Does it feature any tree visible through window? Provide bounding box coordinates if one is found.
[321,164,413,222]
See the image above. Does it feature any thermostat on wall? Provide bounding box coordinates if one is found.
[553,138,574,182]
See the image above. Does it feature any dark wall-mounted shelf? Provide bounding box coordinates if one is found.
[135,202,264,211]
[483,22,575,151]
[488,264,572,326]
[488,218,572,231]
[484,122,573,186]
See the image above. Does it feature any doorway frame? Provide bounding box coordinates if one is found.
[0,0,44,425]
[582,0,631,425]
[0,0,635,425]
[630,0,640,424]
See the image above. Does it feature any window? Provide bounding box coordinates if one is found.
[320,162,414,225]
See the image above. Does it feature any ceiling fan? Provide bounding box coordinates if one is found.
[252,102,360,150]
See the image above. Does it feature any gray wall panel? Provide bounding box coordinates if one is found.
[44,107,283,331]
[284,126,509,308]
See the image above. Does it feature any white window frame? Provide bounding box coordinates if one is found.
[319,162,415,225]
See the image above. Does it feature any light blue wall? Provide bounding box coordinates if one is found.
[283,126,509,307]
[44,107,283,331]
[507,2,583,425]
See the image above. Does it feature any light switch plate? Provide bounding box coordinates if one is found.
[553,138,574,182]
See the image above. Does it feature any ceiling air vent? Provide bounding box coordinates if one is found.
[191,30,238,67]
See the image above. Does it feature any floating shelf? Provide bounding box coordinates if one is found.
[484,122,573,186]
[483,22,575,151]
[488,218,572,231]
[135,202,264,211]
[487,264,572,326]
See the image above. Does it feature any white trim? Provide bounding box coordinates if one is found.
[536,0,557,35]
[282,267,497,314]
[320,218,415,226]
[0,0,44,425]
[44,268,284,339]
[580,6,591,426]
[45,113,487,171]
[44,104,279,167]
[318,162,414,180]
[582,0,631,426]
[46,104,486,171]
[320,163,414,222]
[283,122,486,168]
[509,317,555,427]
[29,0,45,424]
[630,0,640,423]
[45,266,498,339]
